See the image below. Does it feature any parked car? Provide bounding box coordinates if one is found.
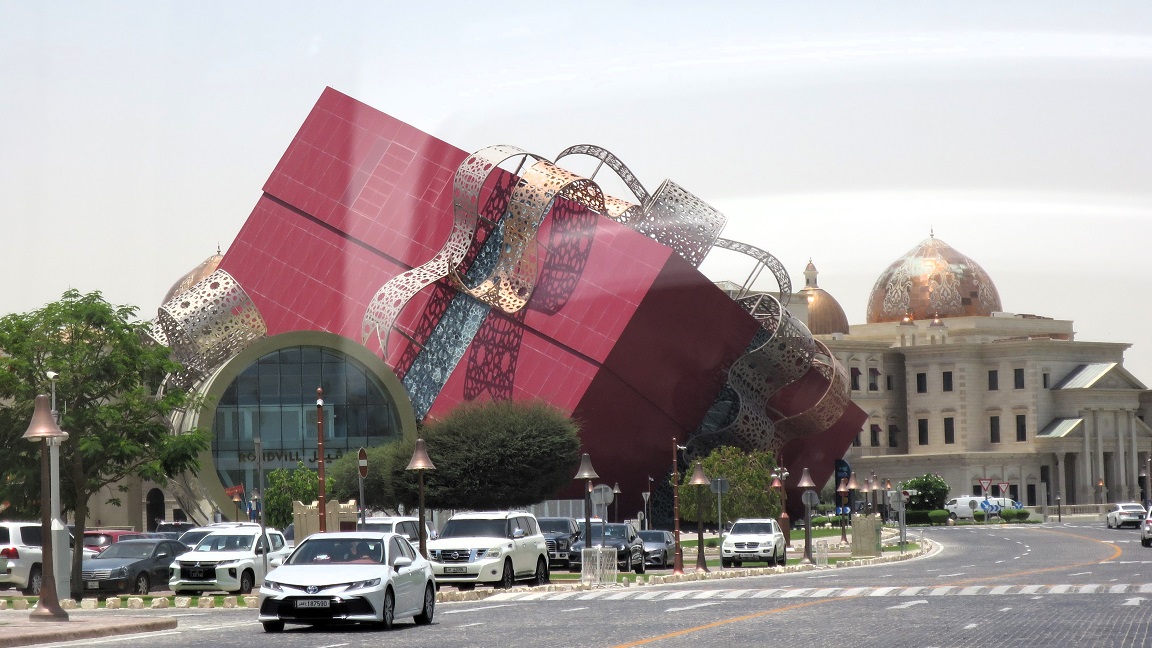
[569,521,645,574]
[426,511,549,590]
[721,518,787,567]
[0,522,46,595]
[638,529,675,569]
[169,525,291,594]
[155,521,198,536]
[360,516,435,544]
[177,521,261,549]
[537,517,581,568]
[945,496,1016,520]
[1107,503,1147,529]
[81,538,188,595]
[83,529,146,555]
[258,531,435,632]
[1141,513,1152,547]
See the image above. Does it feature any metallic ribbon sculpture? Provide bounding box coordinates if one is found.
[360,142,852,455]
[149,269,267,389]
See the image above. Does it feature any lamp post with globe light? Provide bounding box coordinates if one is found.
[797,467,817,565]
[23,395,68,621]
[573,453,599,566]
[406,438,436,557]
[45,371,70,600]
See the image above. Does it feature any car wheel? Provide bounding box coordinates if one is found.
[721,558,731,568]
[22,566,42,597]
[380,588,395,630]
[531,557,549,586]
[499,558,515,589]
[662,552,669,569]
[780,546,787,564]
[948,512,957,521]
[133,573,150,595]
[414,583,435,625]
[1143,537,1152,548]
[262,621,284,633]
[1107,518,1114,529]
[635,552,645,574]
[622,552,632,573]
[238,569,255,594]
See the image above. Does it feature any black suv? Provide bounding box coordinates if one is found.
[569,521,646,574]
[537,517,581,568]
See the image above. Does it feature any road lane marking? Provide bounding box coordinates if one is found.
[563,607,588,612]
[442,604,513,614]
[613,598,844,647]
[964,623,978,629]
[666,602,721,612]
[887,600,927,610]
[1124,597,1145,606]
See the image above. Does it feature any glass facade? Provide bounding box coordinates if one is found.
[212,345,403,492]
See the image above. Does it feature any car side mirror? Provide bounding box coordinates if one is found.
[512,528,525,539]
[270,557,283,568]
[393,556,413,569]
[255,546,265,554]
[156,551,169,559]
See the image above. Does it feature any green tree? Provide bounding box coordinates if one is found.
[902,473,950,510]
[677,446,779,526]
[0,290,211,599]
[329,399,582,510]
[263,462,333,530]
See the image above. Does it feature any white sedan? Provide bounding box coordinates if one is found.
[1106,503,1147,529]
[257,531,436,632]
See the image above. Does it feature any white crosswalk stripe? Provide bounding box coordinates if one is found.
[484,583,1152,602]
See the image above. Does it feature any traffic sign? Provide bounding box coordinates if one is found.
[998,481,1010,496]
[710,477,729,495]
[802,490,820,507]
[901,489,918,502]
[591,484,614,505]
[358,447,369,478]
[979,478,993,494]
[224,484,244,497]
[1014,500,1024,509]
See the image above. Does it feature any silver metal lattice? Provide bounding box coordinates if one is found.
[152,269,267,388]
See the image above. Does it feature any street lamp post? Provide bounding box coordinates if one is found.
[254,435,267,574]
[1097,477,1105,505]
[687,461,710,573]
[574,453,599,570]
[837,478,849,544]
[316,388,326,533]
[23,394,68,621]
[45,371,69,600]
[612,483,622,523]
[406,438,436,557]
[671,440,686,575]
[1056,492,1062,522]
[232,492,242,521]
[770,466,790,536]
[797,467,816,565]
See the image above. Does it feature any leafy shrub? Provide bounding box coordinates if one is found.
[928,510,950,525]
[973,510,986,522]
[905,510,931,525]
[811,515,829,528]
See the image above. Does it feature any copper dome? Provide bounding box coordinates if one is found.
[161,251,224,305]
[800,260,849,335]
[866,235,1001,324]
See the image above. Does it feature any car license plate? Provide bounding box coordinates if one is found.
[296,599,330,608]
[444,566,467,574]
[189,569,205,579]
[86,581,99,589]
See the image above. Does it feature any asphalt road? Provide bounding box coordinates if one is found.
[31,520,1152,648]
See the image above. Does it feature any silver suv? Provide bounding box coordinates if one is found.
[169,525,290,594]
[0,522,46,595]
[426,511,549,590]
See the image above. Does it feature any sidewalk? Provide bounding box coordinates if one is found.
[0,615,176,647]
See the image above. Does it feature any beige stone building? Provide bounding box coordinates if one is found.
[763,236,1152,507]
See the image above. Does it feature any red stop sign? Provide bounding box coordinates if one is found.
[358,447,368,478]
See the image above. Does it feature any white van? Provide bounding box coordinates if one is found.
[945,496,1015,520]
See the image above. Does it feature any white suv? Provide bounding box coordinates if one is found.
[0,522,47,595]
[426,511,549,590]
[169,525,290,594]
[721,518,787,567]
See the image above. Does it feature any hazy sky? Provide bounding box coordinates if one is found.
[4,3,1152,380]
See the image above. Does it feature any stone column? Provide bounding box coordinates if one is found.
[1081,411,1092,505]
[1116,410,1128,500]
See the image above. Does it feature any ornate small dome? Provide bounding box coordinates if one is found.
[866,234,1001,324]
[800,260,849,335]
[161,250,224,305]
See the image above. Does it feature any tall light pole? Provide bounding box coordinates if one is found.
[612,483,622,523]
[797,467,816,565]
[573,453,598,571]
[406,438,436,557]
[24,395,68,621]
[45,371,69,600]
[316,387,326,534]
[254,435,267,575]
[687,461,710,573]
[770,466,790,535]
[671,440,686,575]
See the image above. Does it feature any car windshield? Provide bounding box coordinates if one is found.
[361,522,395,533]
[538,520,573,534]
[100,542,157,559]
[83,535,113,547]
[1120,504,1145,512]
[730,522,775,535]
[195,534,253,552]
[638,531,667,542]
[578,523,627,540]
[289,538,385,564]
[440,518,509,538]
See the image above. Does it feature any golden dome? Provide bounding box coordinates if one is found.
[161,250,224,305]
[866,235,1001,324]
[800,260,849,335]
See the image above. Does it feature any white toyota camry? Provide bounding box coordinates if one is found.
[257,531,436,632]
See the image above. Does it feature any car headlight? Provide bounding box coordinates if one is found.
[348,578,381,590]
[557,539,568,550]
[216,559,240,567]
[481,546,505,559]
[113,567,128,579]
[263,580,283,592]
